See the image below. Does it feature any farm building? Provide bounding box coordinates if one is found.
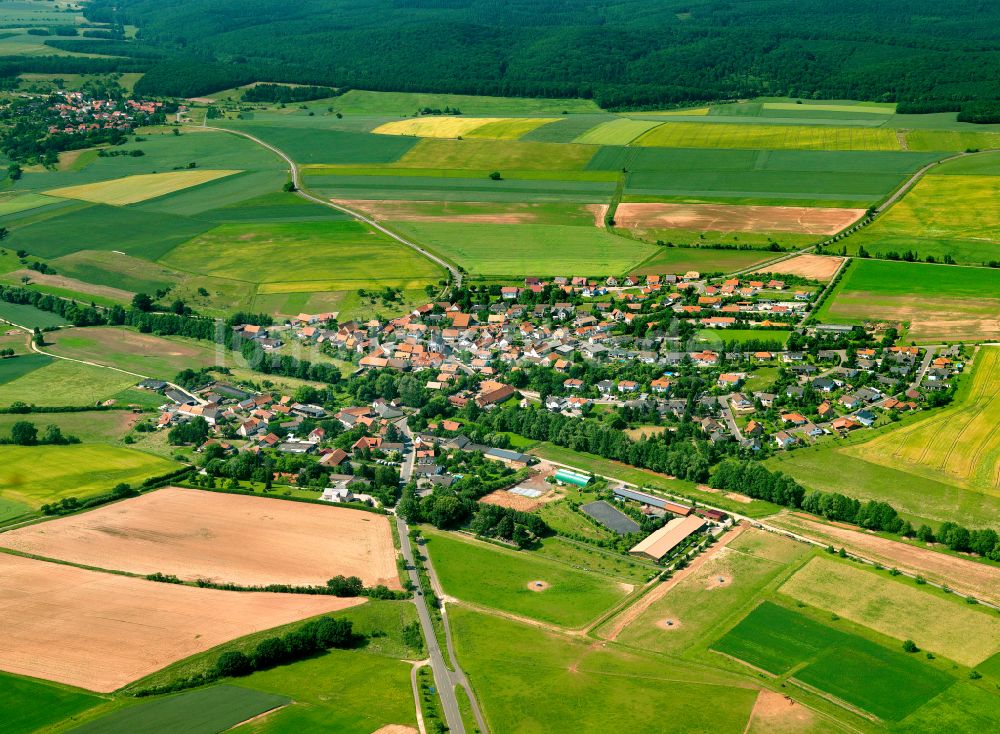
[629,515,706,562]
[554,469,591,487]
[613,487,692,516]
[484,447,532,469]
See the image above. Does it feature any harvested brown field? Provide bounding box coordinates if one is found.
[332,199,605,227]
[0,553,364,692]
[615,203,864,235]
[0,487,401,589]
[753,254,845,281]
[821,294,1000,342]
[480,489,542,512]
[769,511,1000,605]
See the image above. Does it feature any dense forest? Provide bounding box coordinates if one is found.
[71,0,1000,109]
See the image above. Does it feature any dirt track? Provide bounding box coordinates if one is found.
[615,203,864,235]
[0,553,365,692]
[0,487,401,589]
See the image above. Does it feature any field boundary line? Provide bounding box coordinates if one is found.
[201,124,460,295]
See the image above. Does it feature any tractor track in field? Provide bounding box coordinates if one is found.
[202,124,461,294]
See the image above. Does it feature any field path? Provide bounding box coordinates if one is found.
[203,125,461,292]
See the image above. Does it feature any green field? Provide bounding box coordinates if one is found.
[452,607,758,734]
[634,122,901,151]
[0,353,52,385]
[161,220,445,290]
[0,409,135,443]
[394,138,597,171]
[0,671,102,734]
[72,686,289,734]
[611,529,809,657]
[574,118,663,145]
[0,301,69,328]
[852,174,1000,265]
[696,329,791,346]
[388,222,652,277]
[815,259,1000,342]
[46,169,241,206]
[423,529,629,628]
[712,601,955,721]
[219,123,418,165]
[47,327,224,381]
[779,557,1000,666]
[0,359,140,407]
[0,444,179,508]
[316,89,601,115]
[630,246,778,276]
[0,191,62,215]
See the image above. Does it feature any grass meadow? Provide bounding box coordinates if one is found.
[851,174,1000,265]
[0,353,52,385]
[0,671,101,734]
[423,529,629,628]
[573,118,663,145]
[451,607,759,734]
[0,301,68,328]
[0,409,137,443]
[0,444,179,508]
[712,601,955,721]
[0,359,139,407]
[815,259,1000,342]
[388,221,653,277]
[629,246,778,276]
[778,556,1000,667]
[161,220,444,291]
[328,89,602,116]
[393,137,597,170]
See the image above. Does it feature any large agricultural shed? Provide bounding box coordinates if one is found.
[614,487,693,516]
[629,515,706,561]
[554,468,591,486]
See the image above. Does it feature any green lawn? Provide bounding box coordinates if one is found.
[712,601,955,721]
[0,444,179,508]
[71,685,289,734]
[423,529,629,628]
[0,359,139,407]
[451,607,758,734]
[389,222,653,277]
[696,329,791,346]
[0,671,102,734]
[161,220,444,290]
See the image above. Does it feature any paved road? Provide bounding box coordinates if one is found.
[397,420,488,734]
[203,125,462,292]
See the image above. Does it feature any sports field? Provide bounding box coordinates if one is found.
[1,671,101,734]
[712,601,955,721]
[452,607,759,734]
[816,260,1000,342]
[0,553,365,692]
[779,557,1000,666]
[71,686,289,734]
[389,221,655,277]
[161,220,444,290]
[845,346,999,492]
[852,174,1000,265]
[46,170,241,206]
[0,359,140,407]
[423,529,629,628]
[634,122,900,151]
[0,487,402,588]
[0,444,179,508]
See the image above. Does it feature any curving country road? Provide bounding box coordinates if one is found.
[203,125,462,291]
